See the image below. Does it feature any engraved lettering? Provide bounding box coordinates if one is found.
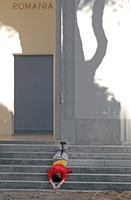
[39,3,44,9]
[25,3,31,9]
[12,2,54,10]
[32,3,37,9]
[48,3,53,9]
[12,3,17,9]
[18,3,24,9]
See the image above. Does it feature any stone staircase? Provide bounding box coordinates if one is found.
[0,140,131,191]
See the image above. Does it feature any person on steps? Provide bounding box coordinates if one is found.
[46,142,72,191]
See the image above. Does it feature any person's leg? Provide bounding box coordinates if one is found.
[55,144,63,153]
[53,151,68,163]
[53,143,63,162]
[53,142,68,162]
[59,143,68,162]
[53,152,62,162]
[55,142,68,153]
[62,144,68,154]
[61,152,68,162]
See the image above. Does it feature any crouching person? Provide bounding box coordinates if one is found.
[46,142,72,191]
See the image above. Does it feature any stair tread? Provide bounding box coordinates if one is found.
[0,142,131,191]
[1,172,131,176]
[1,164,131,167]
[0,180,131,184]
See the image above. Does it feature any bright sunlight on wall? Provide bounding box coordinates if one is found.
[77,0,131,119]
[0,22,22,113]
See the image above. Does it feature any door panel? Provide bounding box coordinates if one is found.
[14,55,53,135]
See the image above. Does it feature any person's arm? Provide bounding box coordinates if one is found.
[55,179,65,190]
[47,168,55,189]
[49,179,65,191]
[55,169,67,191]
[67,168,72,173]
[49,179,56,189]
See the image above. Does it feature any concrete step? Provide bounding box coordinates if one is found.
[0,180,131,191]
[69,159,131,167]
[0,158,131,167]
[0,145,56,152]
[1,152,131,160]
[0,158,53,166]
[1,144,131,153]
[0,152,54,159]
[0,141,131,191]
[0,165,131,174]
[70,153,131,160]
[67,174,131,182]
[69,146,131,153]
[1,173,131,182]
[0,140,59,145]
[0,173,46,181]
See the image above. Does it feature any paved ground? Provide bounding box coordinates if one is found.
[0,190,131,200]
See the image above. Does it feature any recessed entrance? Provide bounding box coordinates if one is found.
[14,55,53,136]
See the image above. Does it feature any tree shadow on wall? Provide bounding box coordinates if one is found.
[75,0,120,119]
[0,103,13,135]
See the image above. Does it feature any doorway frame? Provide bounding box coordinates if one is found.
[11,0,61,140]
[0,0,61,140]
[14,54,55,138]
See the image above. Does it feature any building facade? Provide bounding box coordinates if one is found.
[0,0,131,145]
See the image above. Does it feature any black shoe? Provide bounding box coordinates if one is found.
[60,141,67,145]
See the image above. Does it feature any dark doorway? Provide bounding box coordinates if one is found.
[14,55,53,136]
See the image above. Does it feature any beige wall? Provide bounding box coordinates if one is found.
[0,0,55,54]
[0,0,55,135]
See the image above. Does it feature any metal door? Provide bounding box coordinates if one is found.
[14,55,53,135]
